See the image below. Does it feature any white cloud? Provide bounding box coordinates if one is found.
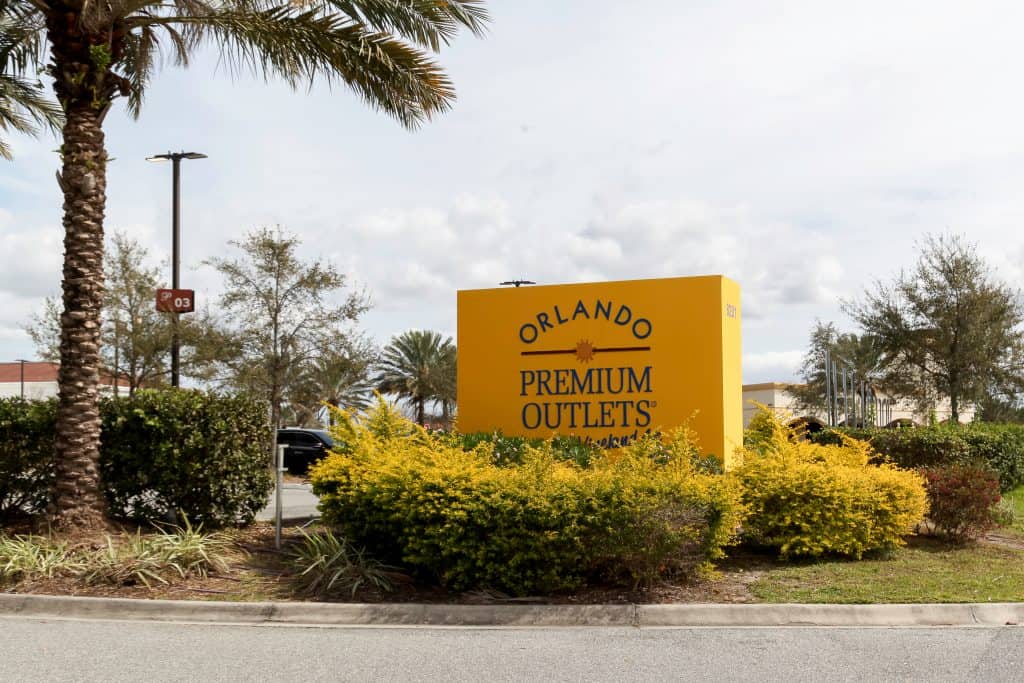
[743,350,804,384]
[0,211,62,298]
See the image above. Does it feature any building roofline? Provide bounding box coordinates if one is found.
[742,382,799,391]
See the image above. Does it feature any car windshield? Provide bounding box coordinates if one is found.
[311,430,334,447]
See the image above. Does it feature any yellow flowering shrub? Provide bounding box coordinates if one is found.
[586,429,744,587]
[736,410,928,558]
[310,402,744,595]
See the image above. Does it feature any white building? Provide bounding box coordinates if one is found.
[741,382,975,429]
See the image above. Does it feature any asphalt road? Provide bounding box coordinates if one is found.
[2,618,1022,682]
[256,483,320,522]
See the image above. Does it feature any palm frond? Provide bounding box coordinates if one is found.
[134,6,458,126]
[314,0,488,51]
[118,25,157,117]
[4,0,487,133]
[0,2,61,158]
[2,7,46,68]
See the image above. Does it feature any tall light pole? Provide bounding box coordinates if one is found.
[147,151,207,387]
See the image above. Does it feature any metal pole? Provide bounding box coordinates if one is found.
[858,379,863,427]
[150,150,204,387]
[824,349,832,427]
[853,375,859,427]
[171,157,181,388]
[275,444,285,550]
[19,359,25,399]
[842,367,848,426]
[831,360,839,423]
[851,376,857,426]
[843,374,851,428]
[829,361,835,426]
[113,320,119,397]
[862,382,867,427]
[849,372,856,426]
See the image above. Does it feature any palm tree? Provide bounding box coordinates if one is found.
[7,0,488,529]
[285,338,377,426]
[436,339,456,425]
[0,1,61,158]
[377,329,455,426]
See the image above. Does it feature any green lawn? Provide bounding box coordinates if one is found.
[749,538,1024,604]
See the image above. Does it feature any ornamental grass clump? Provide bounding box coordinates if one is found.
[0,517,233,589]
[311,399,744,595]
[81,520,233,587]
[737,410,928,559]
[0,534,80,584]
[287,528,395,599]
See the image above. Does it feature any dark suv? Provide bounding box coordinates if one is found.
[276,428,335,475]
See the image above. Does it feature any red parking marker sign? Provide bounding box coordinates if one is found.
[156,288,195,313]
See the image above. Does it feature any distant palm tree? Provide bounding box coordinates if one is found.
[286,339,377,426]
[6,0,488,529]
[436,340,457,425]
[318,343,377,419]
[377,330,456,425]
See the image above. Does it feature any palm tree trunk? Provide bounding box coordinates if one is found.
[51,101,109,529]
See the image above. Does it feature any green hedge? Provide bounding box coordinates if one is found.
[810,423,1024,491]
[100,390,273,526]
[0,398,57,518]
[0,391,272,527]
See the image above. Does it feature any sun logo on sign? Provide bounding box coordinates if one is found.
[575,339,596,363]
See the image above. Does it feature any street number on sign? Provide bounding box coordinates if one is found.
[156,288,196,313]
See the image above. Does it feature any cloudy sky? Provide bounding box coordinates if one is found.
[3,0,1024,383]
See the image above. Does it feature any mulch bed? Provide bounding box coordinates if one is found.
[3,521,1020,604]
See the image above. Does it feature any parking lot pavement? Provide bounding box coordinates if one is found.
[256,483,320,522]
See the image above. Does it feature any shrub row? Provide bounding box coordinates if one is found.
[312,402,930,593]
[810,423,1024,491]
[0,391,272,527]
[312,402,744,595]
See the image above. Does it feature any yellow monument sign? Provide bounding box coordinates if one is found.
[457,275,743,467]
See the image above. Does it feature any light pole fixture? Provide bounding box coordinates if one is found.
[147,151,207,387]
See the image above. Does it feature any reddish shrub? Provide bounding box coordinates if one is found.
[920,465,1002,543]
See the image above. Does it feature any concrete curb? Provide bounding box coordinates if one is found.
[1,594,1022,627]
[637,603,1024,627]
